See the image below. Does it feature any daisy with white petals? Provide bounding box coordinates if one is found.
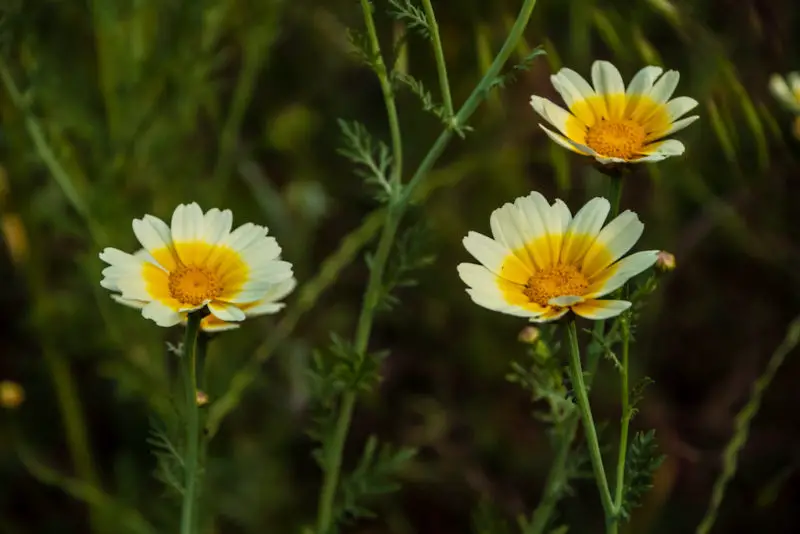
[458,192,658,322]
[100,202,294,328]
[530,60,698,164]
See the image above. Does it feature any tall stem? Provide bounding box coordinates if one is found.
[420,0,454,119]
[565,320,616,532]
[180,313,202,534]
[315,1,540,531]
[613,318,631,510]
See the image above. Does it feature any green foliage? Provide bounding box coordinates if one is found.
[387,0,431,38]
[487,46,547,91]
[394,72,448,120]
[145,420,186,499]
[336,119,394,202]
[619,430,665,520]
[370,219,436,311]
[471,499,513,534]
[345,28,381,71]
[333,436,417,525]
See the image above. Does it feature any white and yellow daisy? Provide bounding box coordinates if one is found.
[530,60,699,164]
[457,192,658,322]
[100,202,293,328]
[769,72,800,113]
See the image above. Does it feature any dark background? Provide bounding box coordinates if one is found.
[1,0,800,532]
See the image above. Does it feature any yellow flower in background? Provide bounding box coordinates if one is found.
[530,60,699,164]
[100,203,294,327]
[769,72,800,113]
[0,380,25,409]
[457,192,658,322]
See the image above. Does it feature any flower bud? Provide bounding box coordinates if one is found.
[518,326,541,344]
[655,251,676,272]
[196,391,209,407]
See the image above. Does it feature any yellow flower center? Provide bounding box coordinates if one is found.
[168,265,221,306]
[523,264,588,307]
[585,119,646,160]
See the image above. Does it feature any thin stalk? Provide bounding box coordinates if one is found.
[695,316,800,534]
[565,320,616,532]
[315,0,540,531]
[359,0,403,187]
[420,0,454,119]
[180,313,202,534]
[613,319,631,511]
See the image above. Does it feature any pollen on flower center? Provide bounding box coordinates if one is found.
[585,119,646,160]
[168,265,221,306]
[523,264,589,307]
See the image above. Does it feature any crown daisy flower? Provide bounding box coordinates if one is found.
[457,192,658,322]
[100,203,293,328]
[530,60,699,164]
[769,72,800,113]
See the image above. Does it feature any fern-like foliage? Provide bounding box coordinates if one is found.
[336,119,394,201]
[488,47,547,91]
[333,436,417,524]
[145,419,185,498]
[370,218,435,312]
[387,0,431,38]
[619,430,665,520]
[345,28,380,71]
[394,72,446,118]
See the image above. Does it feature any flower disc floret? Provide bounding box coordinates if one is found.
[457,191,659,323]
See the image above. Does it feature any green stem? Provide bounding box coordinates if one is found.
[565,320,616,532]
[180,313,202,534]
[695,316,800,534]
[315,0,540,531]
[613,319,631,511]
[360,0,403,188]
[420,0,454,119]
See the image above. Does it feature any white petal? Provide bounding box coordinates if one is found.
[171,203,205,244]
[132,215,173,254]
[572,299,631,320]
[625,66,664,96]
[258,277,297,303]
[587,250,659,298]
[788,72,800,94]
[458,262,501,293]
[539,125,591,155]
[208,301,246,322]
[111,295,147,309]
[530,96,584,137]
[769,74,800,111]
[463,231,511,275]
[490,201,543,270]
[244,302,285,317]
[552,69,606,124]
[201,321,241,333]
[562,197,611,263]
[638,139,685,162]
[464,289,542,319]
[141,301,182,327]
[582,211,644,276]
[661,116,698,137]
[666,96,699,120]
[548,295,584,307]
[592,61,626,119]
[202,208,233,245]
[648,70,680,104]
[528,307,569,323]
[223,223,268,251]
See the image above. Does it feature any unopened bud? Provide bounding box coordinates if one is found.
[0,380,25,409]
[196,391,209,407]
[655,251,676,272]
[518,326,541,344]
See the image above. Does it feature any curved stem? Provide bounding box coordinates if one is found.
[420,0,454,119]
[359,0,403,188]
[613,319,631,510]
[180,313,202,534]
[565,320,616,532]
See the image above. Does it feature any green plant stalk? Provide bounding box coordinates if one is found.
[315,0,540,530]
[695,316,800,534]
[420,0,454,119]
[360,0,403,187]
[0,59,106,244]
[180,313,202,534]
[565,320,616,533]
[613,318,631,513]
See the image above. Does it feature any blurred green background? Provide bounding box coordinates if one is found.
[2,0,800,532]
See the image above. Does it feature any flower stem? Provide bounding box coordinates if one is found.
[180,312,202,534]
[359,0,403,188]
[565,319,616,532]
[315,1,539,531]
[613,318,631,514]
[420,0,454,119]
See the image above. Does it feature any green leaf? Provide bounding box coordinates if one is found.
[394,71,447,120]
[334,436,417,524]
[487,46,547,91]
[336,119,393,201]
[376,217,436,311]
[387,0,431,38]
[619,430,665,520]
